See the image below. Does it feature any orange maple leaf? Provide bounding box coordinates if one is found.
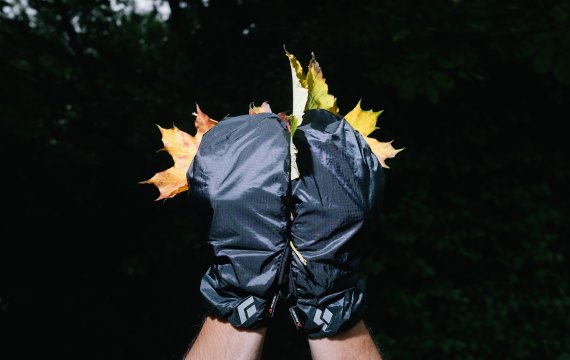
[140,104,217,200]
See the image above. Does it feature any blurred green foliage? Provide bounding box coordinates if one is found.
[1,0,569,359]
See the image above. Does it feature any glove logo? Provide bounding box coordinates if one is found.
[313,307,333,331]
[237,296,257,324]
[268,293,279,317]
[289,306,304,330]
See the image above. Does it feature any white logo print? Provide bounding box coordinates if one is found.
[237,296,257,324]
[314,307,333,331]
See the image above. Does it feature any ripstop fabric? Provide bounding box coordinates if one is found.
[290,109,384,337]
[186,109,385,337]
[186,112,291,328]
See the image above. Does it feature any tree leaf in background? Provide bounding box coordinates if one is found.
[532,45,555,74]
[431,72,455,91]
[425,81,440,104]
[553,53,570,83]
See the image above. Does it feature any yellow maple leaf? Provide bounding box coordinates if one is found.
[344,99,383,136]
[284,49,341,180]
[142,50,404,201]
[344,99,404,168]
[284,47,308,88]
[140,104,217,200]
[284,48,338,115]
[306,52,339,114]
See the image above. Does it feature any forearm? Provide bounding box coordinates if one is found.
[308,320,382,360]
[184,316,267,360]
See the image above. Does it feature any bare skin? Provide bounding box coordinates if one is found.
[308,320,383,360]
[183,316,267,360]
[184,316,382,360]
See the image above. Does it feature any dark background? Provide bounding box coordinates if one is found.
[1,0,569,359]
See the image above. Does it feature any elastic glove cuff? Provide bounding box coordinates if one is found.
[294,278,367,338]
[200,266,274,329]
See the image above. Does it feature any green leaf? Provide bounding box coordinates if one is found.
[532,45,555,74]
[431,72,455,90]
[553,53,570,83]
[425,81,439,104]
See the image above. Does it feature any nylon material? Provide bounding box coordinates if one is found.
[291,110,381,255]
[293,176,354,211]
[322,144,364,206]
[204,137,289,198]
[208,181,287,238]
[297,150,360,210]
[307,132,367,210]
[241,201,290,234]
[290,188,363,247]
[242,267,279,290]
[337,127,370,178]
[209,262,278,296]
[291,259,358,298]
[189,113,291,321]
[201,278,235,307]
[208,211,285,252]
[202,272,270,329]
[297,282,366,338]
[289,110,381,336]
[210,138,282,193]
[228,297,270,329]
[189,110,381,334]
[257,247,286,274]
[195,114,289,250]
[216,249,281,279]
[200,271,239,313]
[209,264,240,294]
[350,131,382,209]
[186,158,210,205]
[290,208,364,255]
[211,232,284,254]
[201,113,273,146]
[291,262,321,298]
[293,256,354,295]
[295,285,356,308]
[291,186,366,255]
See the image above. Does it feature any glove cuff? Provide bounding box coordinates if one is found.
[293,278,367,338]
[199,266,275,329]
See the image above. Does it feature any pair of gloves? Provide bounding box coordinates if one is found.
[186,109,385,338]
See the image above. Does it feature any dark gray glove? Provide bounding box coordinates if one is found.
[186,112,291,328]
[287,109,385,338]
[186,109,384,338]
